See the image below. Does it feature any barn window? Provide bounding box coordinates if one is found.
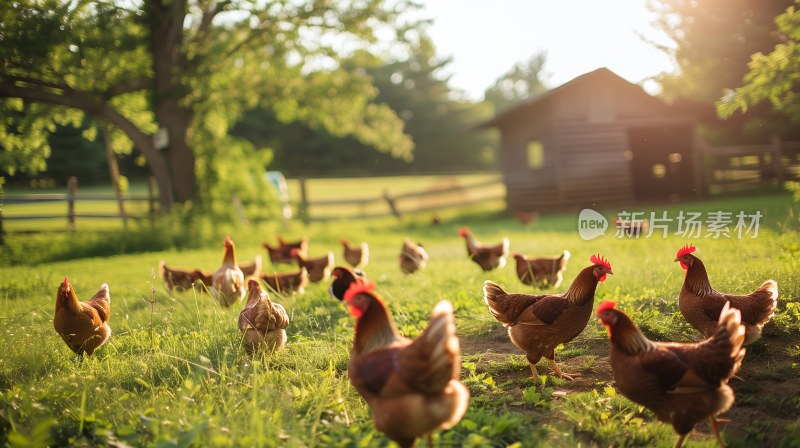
[526,141,544,169]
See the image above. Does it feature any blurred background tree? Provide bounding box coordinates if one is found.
[0,0,417,215]
[483,52,549,113]
[652,0,797,142]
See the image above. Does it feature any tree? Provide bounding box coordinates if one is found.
[717,2,800,122]
[652,0,792,103]
[0,0,415,211]
[483,52,549,112]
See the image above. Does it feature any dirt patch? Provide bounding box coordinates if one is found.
[460,326,799,445]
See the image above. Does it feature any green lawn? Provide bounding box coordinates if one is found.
[0,190,798,447]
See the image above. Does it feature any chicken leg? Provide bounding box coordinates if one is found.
[709,417,730,447]
[547,359,581,380]
[673,434,686,448]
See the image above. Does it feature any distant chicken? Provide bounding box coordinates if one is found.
[211,236,246,307]
[459,227,509,271]
[159,261,210,293]
[340,238,369,269]
[675,244,778,345]
[263,236,308,265]
[292,248,334,283]
[260,267,309,295]
[239,255,263,279]
[483,254,612,380]
[513,250,570,288]
[343,281,469,448]
[515,210,540,226]
[329,266,368,301]
[399,238,429,275]
[598,301,745,448]
[54,277,111,356]
[238,279,290,354]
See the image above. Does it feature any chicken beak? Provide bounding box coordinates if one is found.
[607,270,614,275]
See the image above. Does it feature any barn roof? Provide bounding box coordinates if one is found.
[474,67,675,129]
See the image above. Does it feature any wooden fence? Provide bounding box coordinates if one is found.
[0,176,159,241]
[295,176,506,223]
[699,138,800,194]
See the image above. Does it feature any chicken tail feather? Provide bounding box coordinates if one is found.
[483,281,511,325]
[751,279,778,325]
[712,302,746,377]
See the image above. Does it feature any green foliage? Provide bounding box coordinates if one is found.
[717,2,800,122]
[483,52,549,112]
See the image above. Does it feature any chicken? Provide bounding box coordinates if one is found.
[675,243,778,345]
[513,250,570,288]
[329,266,368,301]
[211,236,246,307]
[399,238,429,275]
[262,236,308,265]
[239,255,263,279]
[53,277,111,356]
[343,281,469,448]
[291,248,334,283]
[459,226,509,271]
[260,267,308,295]
[515,210,540,226]
[159,261,210,293]
[483,254,613,380]
[597,300,745,448]
[238,279,289,354]
[340,238,369,268]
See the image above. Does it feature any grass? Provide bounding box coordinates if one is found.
[0,188,799,447]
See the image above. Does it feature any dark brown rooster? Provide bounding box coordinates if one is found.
[344,281,469,447]
[675,243,778,345]
[329,266,368,301]
[459,226,509,271]
[260,267,308,295]
[513,250,570,288]
[291,248,334,283]
[53,277,111,356]
[598,300,745,448]
[263,236,308,265]
[483,254,612,380]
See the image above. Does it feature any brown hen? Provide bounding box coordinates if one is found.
[598,301,745,448]
[459,226,509,271]
[483,254,612,380]
[513,250,570,288]
[53,277,111,356]
[238,279,289,354]
[340,238,369,268]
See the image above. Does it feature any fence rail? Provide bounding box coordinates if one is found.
[296,176,505,222]
[699,139,800,193]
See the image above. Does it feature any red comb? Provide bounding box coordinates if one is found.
[343,280,376,304]
[224,235,232,244]
[597,300,616,314]
[247,279,260,289]
[458,227,469,237]
[676,243,696,258]
[290,248,299,256]
[590,254,612,271]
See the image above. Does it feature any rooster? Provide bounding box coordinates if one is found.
[211,236,246,307]
[399,238,429,275]
[54,277,111,356]
[239,255,263,279]
[343,281,469,448]
[159,261,210,293]
[598,301,745,448]
[260,267,308,295]
[513,250,570,288]
[263,236,308,265]
[291,248,334,283]
[675,244,778,345]
[329,266,368,301]
[238,279,289,354]
[459,226,509,271]
[483,254,612,380]
[340,238,369,268]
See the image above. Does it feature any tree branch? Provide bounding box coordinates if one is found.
[103,76,152,98]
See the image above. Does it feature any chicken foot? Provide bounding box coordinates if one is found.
[547,359,581,380]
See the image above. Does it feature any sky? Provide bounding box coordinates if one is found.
[418,1,676,100]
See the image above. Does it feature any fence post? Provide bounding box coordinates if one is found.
[67,176,77,231]
[383,189,402,219]
[299,177,310,224]
[771,135,785,185]
[148,176,157,224]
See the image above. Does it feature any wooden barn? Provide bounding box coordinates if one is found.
[476,68,702,211]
